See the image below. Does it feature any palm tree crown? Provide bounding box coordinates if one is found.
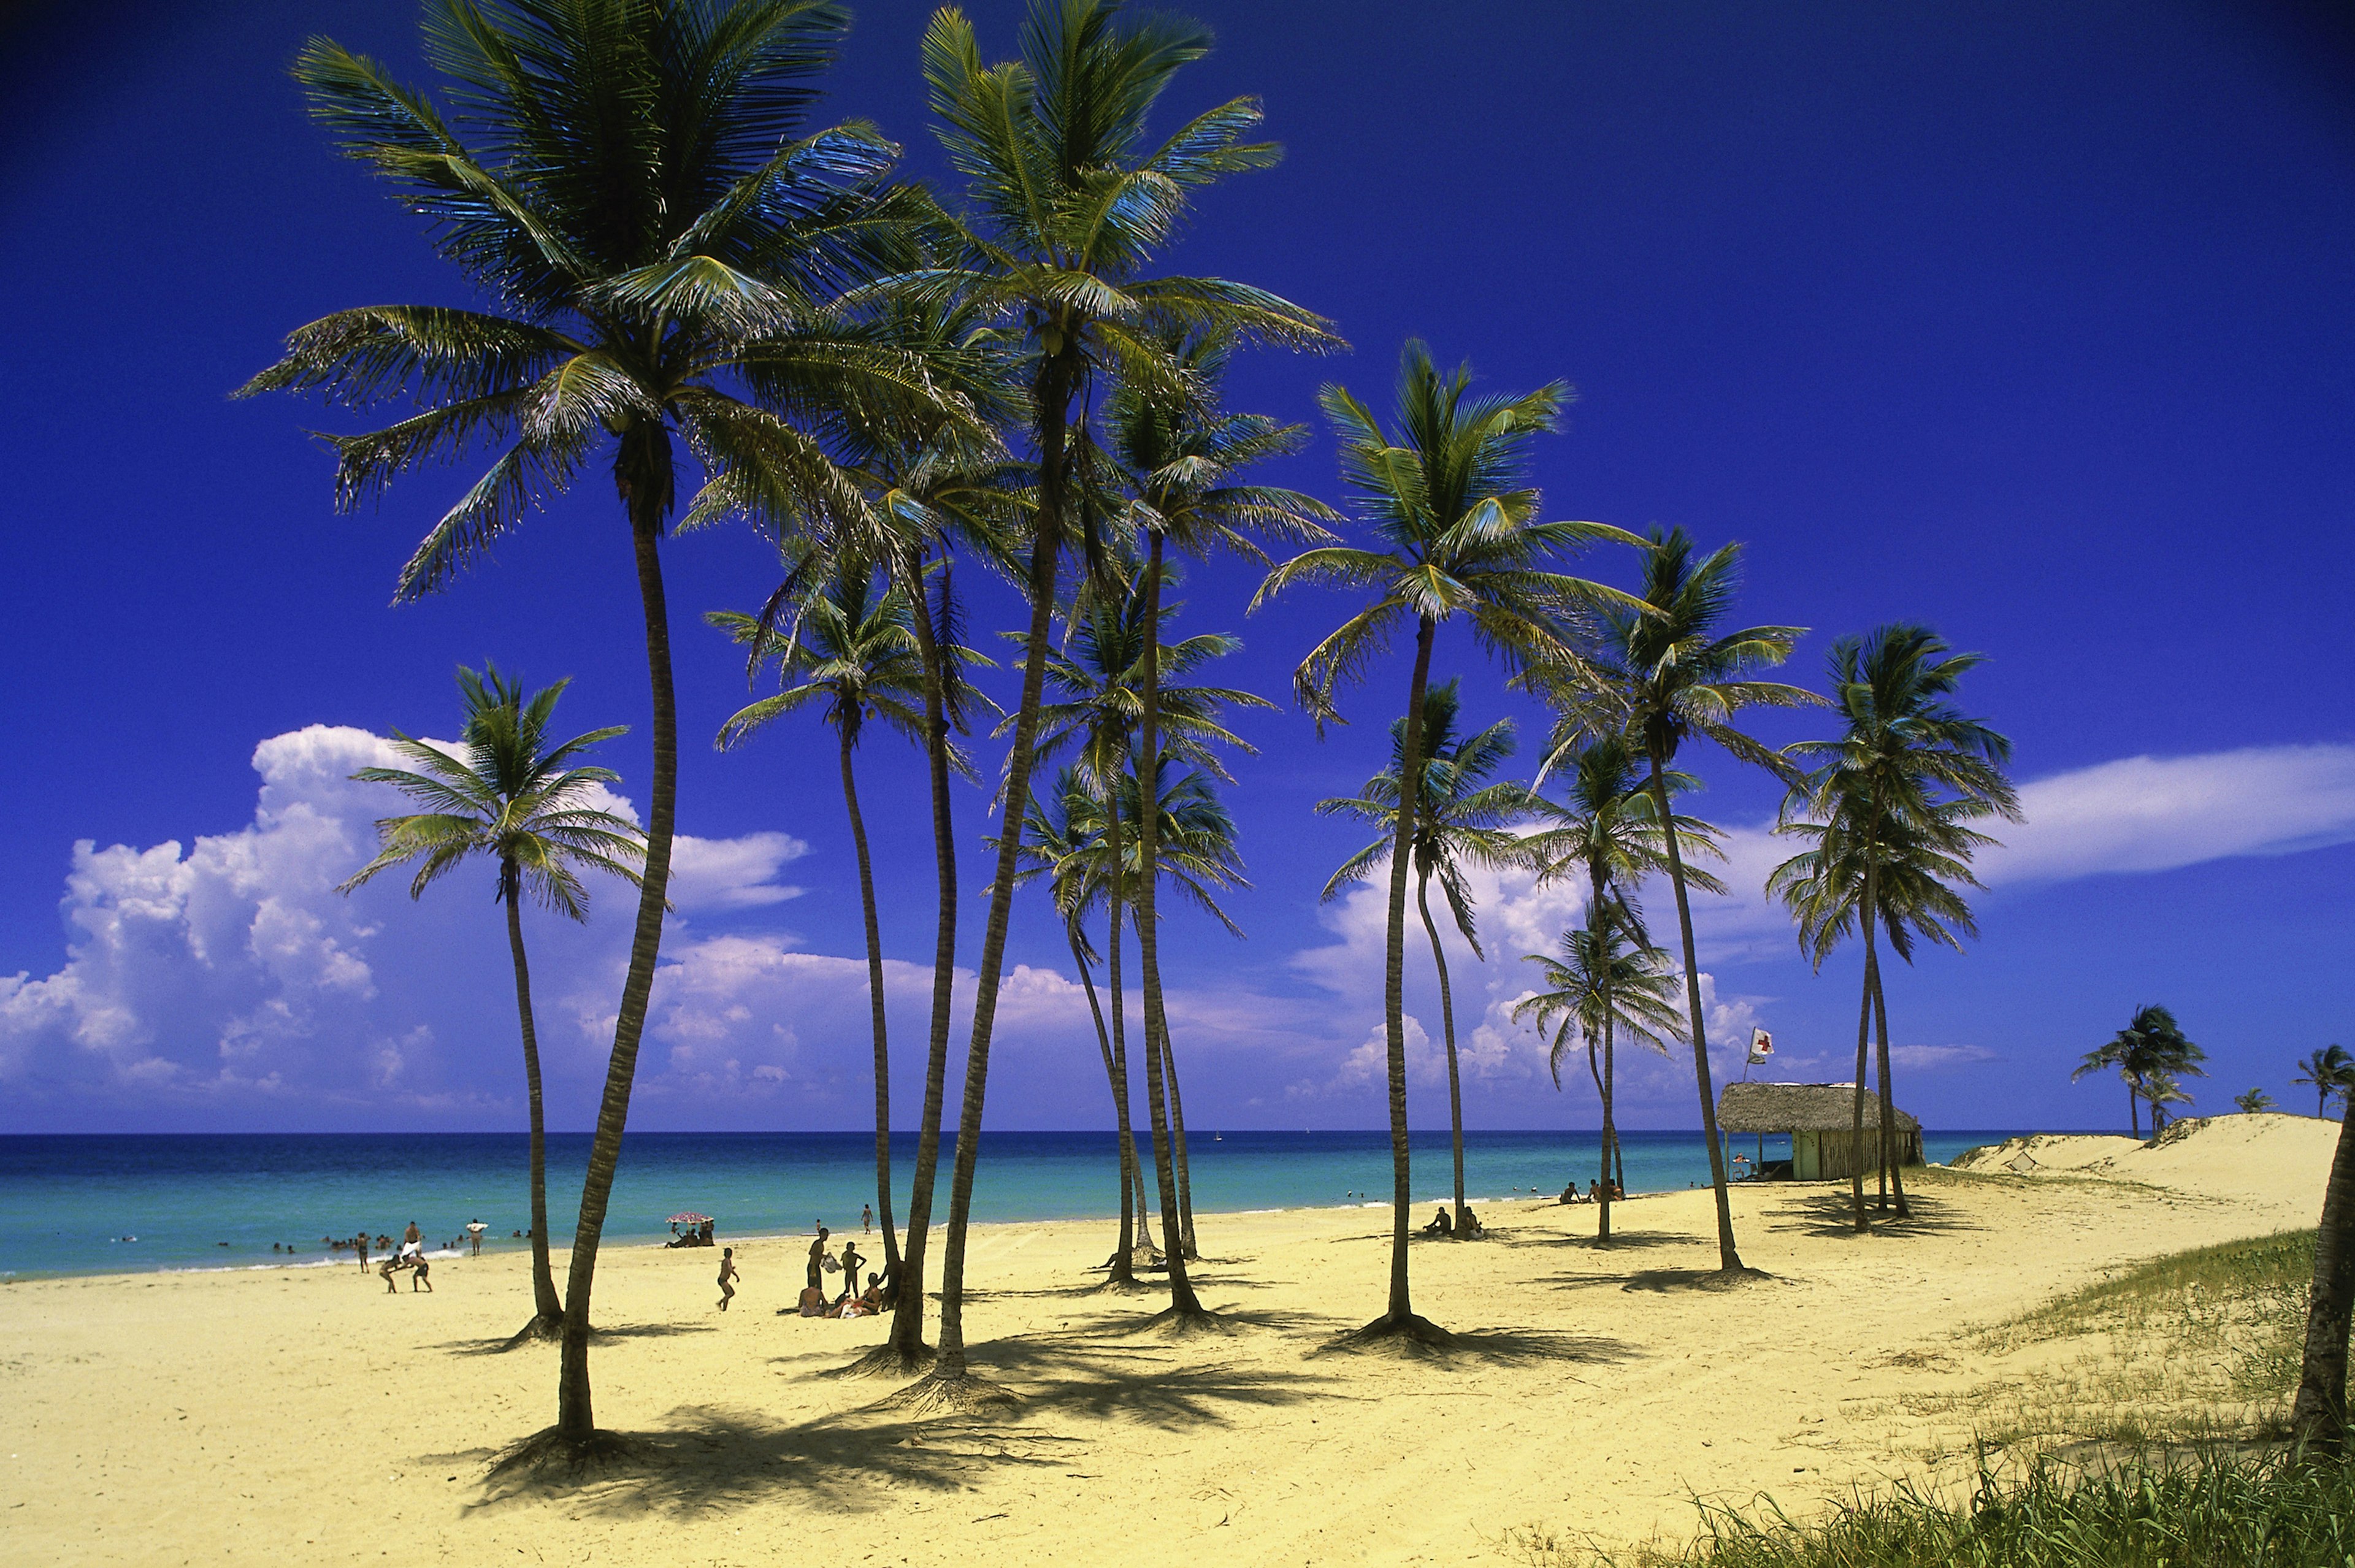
[342,664,644,913]
[2074,1003,2208,1138]
[1515,921,1685,1090]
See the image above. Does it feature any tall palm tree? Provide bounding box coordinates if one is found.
[1105,329,1334,1279]
[1524,527,1818,1277]
[1319,679,1536,1236]
[2293,1046,2354,1119]
[1525,736,1720,1241]
[1021,563,1266,1282]
[243,1,967,1445]
[1255,342,1639,1344]
[905,0,1333,1404]
[1014,768,1155,1280]
[338,664,643,1340]
[1514,917,1686,1181]
[1774,624,2016,1229]
[2074,1004,2207,1138]
[708,546,955,1285]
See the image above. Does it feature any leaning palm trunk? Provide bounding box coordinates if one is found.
[1872,964,1908,1216]
[1415,870,1471,1235]
[555,434,680,1439]
[1071,935,1138,1280]
[1588,865,1618,1244]
[874,570,960,1371]
[1163,1031,1198,1257]
[841,730,900,1275]
[1848,862,1878,1233]
[1135,537,1209,1314]
[927,358,1075,1394]
[1106,898,1155,1256]
[2291,1095,2355,1456]
[1648,744,1744,1274]
[500,860,564,1336]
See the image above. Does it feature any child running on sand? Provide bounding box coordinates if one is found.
[716,1248,739,1311]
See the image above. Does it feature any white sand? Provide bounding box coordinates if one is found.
[1,1112,2339,1566]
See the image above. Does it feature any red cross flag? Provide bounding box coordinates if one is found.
[1747,1028,1774,1065]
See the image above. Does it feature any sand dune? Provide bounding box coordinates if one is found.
[1,1112,2338,1566]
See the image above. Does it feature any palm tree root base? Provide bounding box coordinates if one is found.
[1091,1272,1164,1296]
[881,1369,1022,1415]
[825,1340,937,1380]
[500,1313,565,1350]
[1319,1311,1456,1356]
[1696,1266,1774,1289]
[484,1425,641,1485]
[1141,1302,1227,1338]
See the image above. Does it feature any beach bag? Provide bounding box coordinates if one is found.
[822,1253,840,1274]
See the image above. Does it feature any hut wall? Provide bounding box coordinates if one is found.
[1794,1127,1923,1182]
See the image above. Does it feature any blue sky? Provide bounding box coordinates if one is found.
[2,0,2349,1135]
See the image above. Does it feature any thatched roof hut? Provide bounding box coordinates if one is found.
[1716,1082,1922,1180]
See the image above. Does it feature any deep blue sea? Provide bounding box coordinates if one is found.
[0,1128,2016,1280]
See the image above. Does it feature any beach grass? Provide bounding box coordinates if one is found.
[1511,1449,2355,1567]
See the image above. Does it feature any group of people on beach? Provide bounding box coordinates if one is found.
[708,1210,898,1321]
[1559,1179,1624,1206]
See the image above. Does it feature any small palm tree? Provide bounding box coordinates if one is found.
[244,0,967,1444]
[340,665,643,1341]
[909,0,1334,1404]
[1319,679,1536,1236]
[1525,528,1818,1275]
[2294,1046,2354,1119]
[1256,340,1639,1345]
[2074,1004,2207,1138]
[2145,1073,2196,1133]
[2234,1088,2276,1114]
[1524,736,1720,1241]
[1774,624,2016,1228]
[708,547,948,1288]
[1515,919,1686,1171]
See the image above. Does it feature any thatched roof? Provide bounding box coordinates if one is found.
[1717,1081,1920,1134]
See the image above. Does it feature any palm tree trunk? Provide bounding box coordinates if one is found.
[1071,933,1137,1283]
[2129,1078,2142,1139]
[501,860,562,1333]
[1850,862,1878,1235]
[1647,744,1744,1275]
[556,427,678,1440]
[930,358,1072,1385]
[1135,535,1208,1316]
[878,557,958,1369]
[840,730,900,1276]
[1872,963,1908,1217]
[1163,1032,1198,1258]
[1588,865,1617,1244]
[1371,616,1437,1329]
[1416,870,1469,1236]
[1104,785,1152,1263]
[2290,1094,2355,1456]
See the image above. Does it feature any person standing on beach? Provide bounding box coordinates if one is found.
[806,1225,830,1291]
[354,1230,370,1272]
[716,1248,740,1312]
[838,1239,863,1303]
[860,1203,873,1235]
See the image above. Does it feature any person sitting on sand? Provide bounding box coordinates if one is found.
[1421,1206,1452,1237]
[716,1247,739,1312]
[795,1285,826,1318]
[858,1274,884,1314]
[1458,1207,1485,1240]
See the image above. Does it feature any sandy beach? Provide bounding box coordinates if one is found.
[1,1112,2338,1566]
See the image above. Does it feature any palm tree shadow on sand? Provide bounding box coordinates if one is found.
[1765,1189,1983,1240]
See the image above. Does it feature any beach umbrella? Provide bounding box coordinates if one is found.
[666,1212,712,1225]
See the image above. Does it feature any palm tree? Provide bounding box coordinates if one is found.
[2145,1072,2195,1133]
[2074,1004,2206,1139]
[708,546,949,1288]
[1514,918,1686,1184]
[1525,528,1818,1277]
[2294,1046,2354,1119]
[905,0,1332,1398]
[1525,736,1721,1241]
[2291,1065,2355,1455]
[1021,563,1266,1283]
[1104,329,1334,1280]
[243,1,968,1445]
[1014,768,1155,1280]
[2235,1088,2277,1114]
[1319,679,1536,1236]
[339,664,643,1341]
[1774,625,2017,1229]
[1255,342,1639,1344]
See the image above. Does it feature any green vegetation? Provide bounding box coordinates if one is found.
[1511,1450,2355,1568]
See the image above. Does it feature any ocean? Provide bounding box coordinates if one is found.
[0,1128,2016,1280]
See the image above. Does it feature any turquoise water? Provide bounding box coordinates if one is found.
[0,1129,2016,1280]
